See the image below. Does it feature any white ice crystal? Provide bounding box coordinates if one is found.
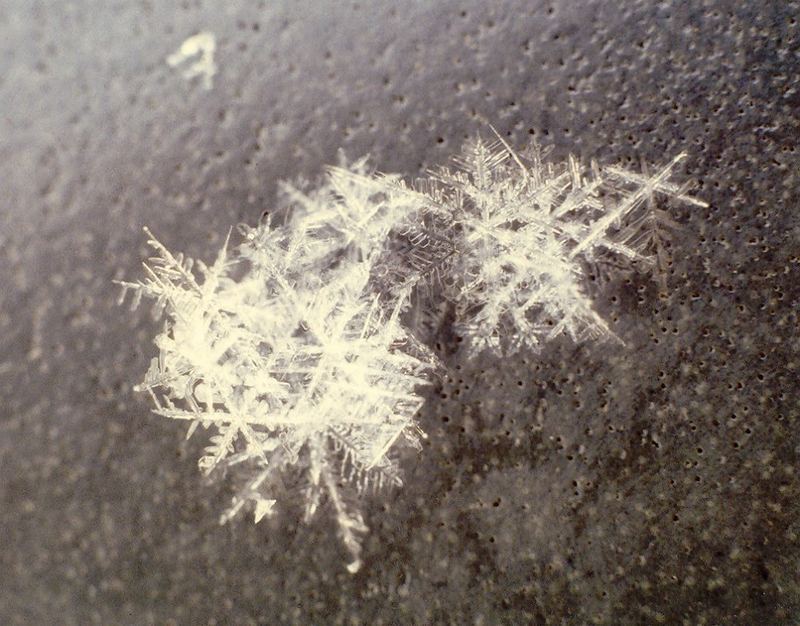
[403,130,708,354]
[117,130,707,571]
[117,163,435,572]
[167,32,217,90]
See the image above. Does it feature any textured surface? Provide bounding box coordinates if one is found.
[1,0,799,624]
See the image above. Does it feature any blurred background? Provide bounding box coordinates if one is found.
[1,1,798,623]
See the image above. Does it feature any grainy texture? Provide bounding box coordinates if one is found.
[1,1,798,624]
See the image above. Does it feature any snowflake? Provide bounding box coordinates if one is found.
[117,130,708,570]
[117,162,434,573]
[166,32,217,90]
[404,129,708,354]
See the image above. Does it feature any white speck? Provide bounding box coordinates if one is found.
[167,31,217,90]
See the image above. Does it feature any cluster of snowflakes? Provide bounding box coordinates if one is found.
[118,133,706,571]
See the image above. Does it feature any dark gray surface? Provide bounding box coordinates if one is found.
[1,1,799,624]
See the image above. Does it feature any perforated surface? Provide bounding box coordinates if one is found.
[1,1,799,624]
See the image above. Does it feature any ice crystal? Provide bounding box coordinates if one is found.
[167,32,217,90]
[117,130,708,570]
[117,163,434,572]
[404,131,708,354]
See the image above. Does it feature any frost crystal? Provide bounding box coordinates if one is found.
[406,131,708,354]
[117,162,434,573]
[167,32,217,90]
[118,131,707,570]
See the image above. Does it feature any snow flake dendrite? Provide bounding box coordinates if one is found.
[118,161,435,572]
[404,129,708,354]
[117,130,707,571]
